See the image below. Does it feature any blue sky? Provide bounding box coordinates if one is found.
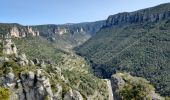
[0,0,170,25]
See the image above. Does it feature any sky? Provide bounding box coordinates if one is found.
[0,0,170,25]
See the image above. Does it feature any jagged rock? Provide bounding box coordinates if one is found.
[27,26,39,37]
[105,11,170,27]
[17,53,29,66]
[39,60,46,68]
[29,60,35,66]
[15,69,54,100]
[20,71,35,98]
[10,27,20,38]
[53,83,62,100]
[111,73,125,90]
[55,27,67,35]
[9,26,39,38]
[6,72,15,81]
[111,73,165,100]
[64,89,83,100]
[2,39,17,55]
[36,69,53,99]
[33,58,40,65]
[110,73,125,100]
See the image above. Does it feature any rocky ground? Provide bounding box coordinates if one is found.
[0,38,109,100]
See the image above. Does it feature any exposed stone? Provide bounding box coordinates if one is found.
[29,60,35,66]
[105,11,170,27]
[55,27,67,35]
[0,57,9,62]
[10,27,20,38]
[110,73,125,100]
[53,83,62,99]
[2,39,17,55]
[64,89,83,100]
[17,53,29,66]
[27,26,39,37]
[33,58,40,65]
[5,72,15,84]
[39,60,46,68]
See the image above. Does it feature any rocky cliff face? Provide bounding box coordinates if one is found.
[0,20,105,49]
[105,3,170,27]
[10,26,39,38]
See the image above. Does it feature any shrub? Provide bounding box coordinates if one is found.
[0,87,9,100]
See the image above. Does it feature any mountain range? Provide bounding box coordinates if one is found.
[0,2,170,100]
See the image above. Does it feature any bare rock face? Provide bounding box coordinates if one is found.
[53,83,62,100]
[55,27,67,35]
[2,39,17,55]
[9,26,39,38]
[17,53,29,66]
[110,73,125,100]
[10,27,20,38]
[20,71,36,100]
[39,60,46,68]
[33,58,40,65]
[14,69,53,100]
[27,26,39,37]
[110,73,164,100]
[64,89,83,100]
[105,11,170,27]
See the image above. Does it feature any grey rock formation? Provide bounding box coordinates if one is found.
[64,89,83,100]
[27,26,39,37]
[2,39,17,55]
[39,60,46,68]
[17,53,29,66]
[33,58,40,65]
[9,26,39,38]
[29,60,35,66]
[10,26,22,38]
[53,83,62,100]
[105,10,170,27]
[110,74,125,100]
[14,69,53,100]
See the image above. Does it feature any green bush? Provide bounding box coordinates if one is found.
[0,87,9,100]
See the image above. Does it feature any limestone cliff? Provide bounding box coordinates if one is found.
[10,26,39,38]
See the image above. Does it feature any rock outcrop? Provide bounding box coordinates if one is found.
[110,73,164,100]
[2,39,17,55]
[10,27,21,38]
[105,4,170,27]
[17,53,29,66]
[64,89,83,100]
[9,26,39,38]
[27,26,39,37]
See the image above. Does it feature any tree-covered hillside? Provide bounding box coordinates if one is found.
[75,3,170,96]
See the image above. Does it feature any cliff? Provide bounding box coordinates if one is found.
[105,3,170,27]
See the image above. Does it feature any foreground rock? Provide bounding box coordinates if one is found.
[111,73,164,100]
